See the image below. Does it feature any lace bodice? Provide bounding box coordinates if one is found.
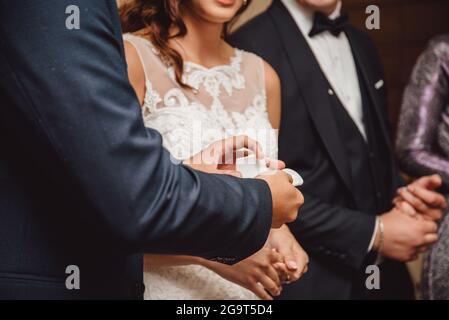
[124,33,278,161]
[124,33,277,300]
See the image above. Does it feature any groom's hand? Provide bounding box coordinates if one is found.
[257,171,304,228]
[184,135,267,177]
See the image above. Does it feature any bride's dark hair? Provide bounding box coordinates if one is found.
[119,0,252,87]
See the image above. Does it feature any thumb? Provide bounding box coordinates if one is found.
[282,253,298,270]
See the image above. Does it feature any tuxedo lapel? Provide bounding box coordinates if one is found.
[268,2,354,194]
[344,28,392,152]
[344,27,398,190]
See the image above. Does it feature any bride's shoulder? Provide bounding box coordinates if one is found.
[233,47,279,86]
[123,34,147,105]
[237,48,280,94]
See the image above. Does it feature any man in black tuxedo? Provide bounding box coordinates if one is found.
[231,0,446,299]
[0,0,303,299]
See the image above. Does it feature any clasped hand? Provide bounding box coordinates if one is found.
[376,175,447,262]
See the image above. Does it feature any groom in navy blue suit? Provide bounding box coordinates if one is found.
[0,0,301,299]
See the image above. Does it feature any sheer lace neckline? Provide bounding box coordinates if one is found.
[182,48,242,72]
[134,34,242,73]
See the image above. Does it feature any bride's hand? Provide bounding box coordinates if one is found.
[184,135,283,177]
[267,225,309,283]
[204,246,286,300]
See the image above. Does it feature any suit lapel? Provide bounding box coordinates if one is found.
[269,2,354,195]
[344,28,392,152]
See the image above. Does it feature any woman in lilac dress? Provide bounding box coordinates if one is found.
[396,34,449,300]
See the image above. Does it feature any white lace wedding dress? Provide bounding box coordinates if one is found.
[124,33,278,300]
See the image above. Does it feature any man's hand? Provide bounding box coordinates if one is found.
[393,174,447,221]
[266,225,309,283]
[375,208,438,261]
[184,135,284,176]
[257,171,304,228]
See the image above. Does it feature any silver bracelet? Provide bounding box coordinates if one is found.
[374,218,385,265]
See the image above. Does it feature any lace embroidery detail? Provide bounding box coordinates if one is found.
[141,49,267,134]
[142,80,162,115]
[181,50,245,98]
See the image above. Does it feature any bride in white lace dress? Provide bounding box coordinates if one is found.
[120,0,308,300]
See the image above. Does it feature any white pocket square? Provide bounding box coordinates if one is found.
[375,79,384,90]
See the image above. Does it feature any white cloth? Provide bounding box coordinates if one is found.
[281,0,377,251]
[124,33,278,300]
[281,0,366,140]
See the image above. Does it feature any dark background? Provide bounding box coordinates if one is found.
[345,0,449,135]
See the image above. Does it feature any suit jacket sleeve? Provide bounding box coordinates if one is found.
[0,0,272,261]
[289,193,376,269]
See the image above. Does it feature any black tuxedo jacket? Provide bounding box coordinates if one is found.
[0,0,273,299]
[231,1,411,299]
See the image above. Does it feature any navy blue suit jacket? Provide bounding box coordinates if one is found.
[0,0,272,299]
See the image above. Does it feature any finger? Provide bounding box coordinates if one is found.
[257,170,293,184]
[257,274,281,297]
[414,175,443,191]
[228,135,265,160]
[398,187,429,212]
[266,159,286,170]
[273,262,290,280]
[423,208,444,221]
[251,283,273,300]
[269,248,284,264]
[409,185,447,209]
[266,265,282,287]
[392,196,401,206]
[421,220,438,233]
[397,201,417,217]
[422,233,438,245]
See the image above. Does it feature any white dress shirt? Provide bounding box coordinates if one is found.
[281,0,366,140]
[281,0,379,252]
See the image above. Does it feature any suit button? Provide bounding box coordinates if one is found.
[369,152,375,159]
[325,250,332,255]
[339,254,347,260]
[376,192,382,199]
[317,246,325,252]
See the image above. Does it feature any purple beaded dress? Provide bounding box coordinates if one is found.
[396,34,449,300]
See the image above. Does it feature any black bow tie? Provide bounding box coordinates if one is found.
[309,11,349,38]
